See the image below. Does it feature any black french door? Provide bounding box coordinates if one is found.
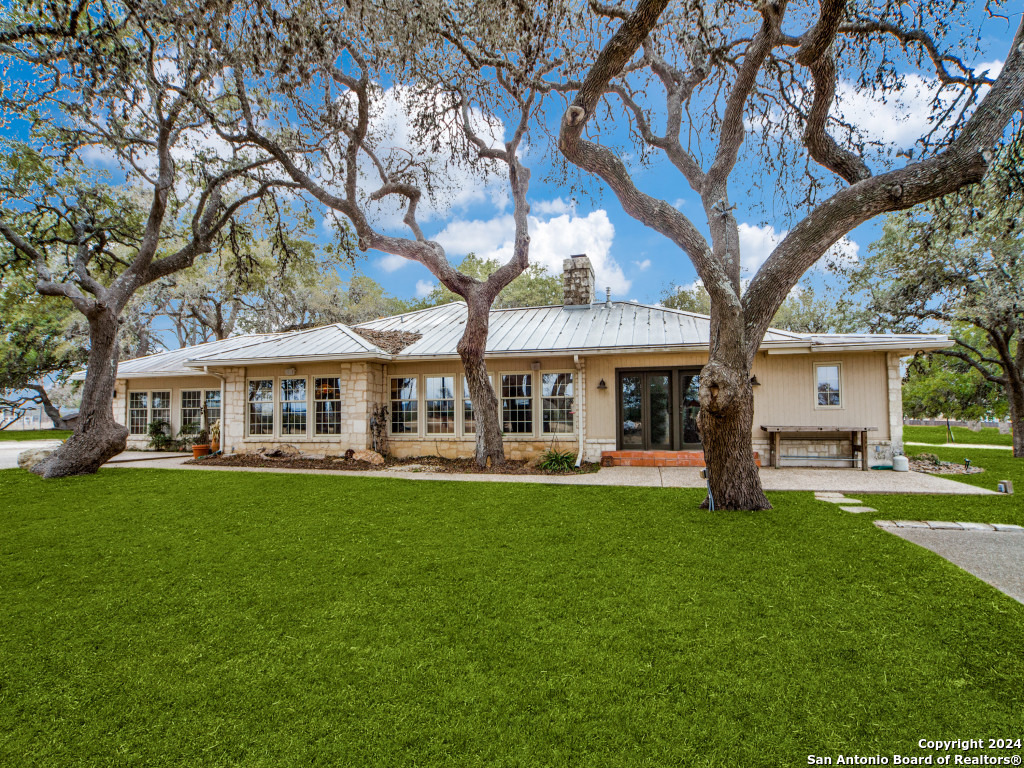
[617,368,702,450]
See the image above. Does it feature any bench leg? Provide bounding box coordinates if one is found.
[861,430,869,471]
[773,432,780,469]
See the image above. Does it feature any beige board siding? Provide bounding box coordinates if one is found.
[584,352,708,439]
[121,375,223,449]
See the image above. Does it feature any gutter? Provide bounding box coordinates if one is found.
[574,354,585,468]
[204,366,229,454]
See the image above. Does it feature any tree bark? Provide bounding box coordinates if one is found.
[1008,375,1024,459]
[31,308,128,478]
[458,296,504,467]
[697,305,771,511]
[27,384,67,430]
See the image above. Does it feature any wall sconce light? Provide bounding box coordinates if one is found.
[597,379,608,390]
[750,375,761,386]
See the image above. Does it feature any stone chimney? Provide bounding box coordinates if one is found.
[562,254,595,306]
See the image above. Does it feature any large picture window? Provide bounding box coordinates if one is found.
[205,390,222,424]
[462,376,493,435]
[815,363,842,408]
[501,373,533,434]
[248,379,274,435]
[542,372,574,434]
[390,377,418,434]
[425,376,455,434]
[314,377,343,435]
[280,378,308,435]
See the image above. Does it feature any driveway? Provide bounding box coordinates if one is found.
[0,439,63,470]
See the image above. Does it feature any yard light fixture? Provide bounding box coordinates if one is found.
[750,375,761,386]
[597,379,607,390]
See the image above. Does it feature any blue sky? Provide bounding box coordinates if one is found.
[347,8,1019,307]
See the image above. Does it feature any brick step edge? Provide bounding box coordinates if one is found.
[600,451,760,468]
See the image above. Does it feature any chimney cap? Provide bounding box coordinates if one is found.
[570,253,588,259]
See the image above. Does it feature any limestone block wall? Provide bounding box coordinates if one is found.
[887,352,904,454]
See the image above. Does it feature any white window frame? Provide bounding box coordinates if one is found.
[814,362,843,410]
[180,390,204,431]
[499,371,535,437]
[127,389,171,436]
[424,374,457,435]
[389,375,420,436]
[313,377,344,436]
[247,378,276,437]
[540,370,575,436]
[279,376,310,438]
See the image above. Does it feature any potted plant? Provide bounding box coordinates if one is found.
[210,419,221,452]
[192,428,211,459]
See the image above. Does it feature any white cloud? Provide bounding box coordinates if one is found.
[414,279,435,298]
[433,204,632,294]
[378,254,408,272]
[634,259,652,271]
[672,199,687,210]
[738,222,785,275]
[821,236,860,271]
[532,198,574,216]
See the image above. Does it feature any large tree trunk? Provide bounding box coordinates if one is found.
[1007,374,1024,459]
[31,309,128,478]
[458,297,505,467]
[697,307,771,511]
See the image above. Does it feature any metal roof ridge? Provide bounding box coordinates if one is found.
[353,301,467,327]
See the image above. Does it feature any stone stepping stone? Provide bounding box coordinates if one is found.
[839,506,877,514]
[924,520,963,530]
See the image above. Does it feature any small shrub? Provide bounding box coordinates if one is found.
[538,448,576,473]
[147,420,175,451]
[917,452,941,465]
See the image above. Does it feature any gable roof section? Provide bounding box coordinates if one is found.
[356,301,809,357]
[184,323,386,366]
[73,332,287,379]
[100,301,952,378]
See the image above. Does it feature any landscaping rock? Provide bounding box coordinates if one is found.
[17,448,53,471]
[261,444,301,459]
[351,449,384,465]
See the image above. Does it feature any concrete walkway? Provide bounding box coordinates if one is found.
[905,441,1012,451]
[878,523,1024,604]
[102,453,997,494]
[0,439,63,470]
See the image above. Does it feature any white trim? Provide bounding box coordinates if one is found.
[499,370,536,438]
[539,369,576,437]
[389,374,420,437]
[813,362,844,410]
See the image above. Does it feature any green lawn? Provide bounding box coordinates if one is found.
[0,428,71,442]
[903,424,1013,446]
[2,469,1023,766]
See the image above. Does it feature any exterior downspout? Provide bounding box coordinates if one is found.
[204,366,228,454]
[574,354,585,467]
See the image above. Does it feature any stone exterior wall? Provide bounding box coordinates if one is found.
[887,352,904,454]
[751,435,892,468]
[562,255,595,305]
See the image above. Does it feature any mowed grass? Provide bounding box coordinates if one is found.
[903,424,1013,446]
[878,443,1024,526]
[2,469,1023,767]
[0,429,70,442]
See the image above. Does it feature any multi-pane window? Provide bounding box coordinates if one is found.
[501,373,533,434]
[280,378,307,435]
[181,391,203,430]
[248,379,274,435]
[128,392,148,435]
[542,372,574,434]
[390,377,418,434]
[151,391,171,425]
[425,376,455,434]
[314,377,343,435]
[205,390,222,424]
[815,364,841,407]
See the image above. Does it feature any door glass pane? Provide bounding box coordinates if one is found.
[620,375,643,447]
[681,374,701,446]
[648,374,671,449]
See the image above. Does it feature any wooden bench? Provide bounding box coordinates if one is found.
[760,425,879,471]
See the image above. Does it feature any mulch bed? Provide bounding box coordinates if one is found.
[187,453,600,476]
[910,453,985,475]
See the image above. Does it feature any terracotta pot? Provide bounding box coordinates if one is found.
[192,444,211,459]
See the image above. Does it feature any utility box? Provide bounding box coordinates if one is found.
[997,480,1014,495]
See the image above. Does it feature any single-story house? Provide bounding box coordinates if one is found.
[101,255,950,467]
